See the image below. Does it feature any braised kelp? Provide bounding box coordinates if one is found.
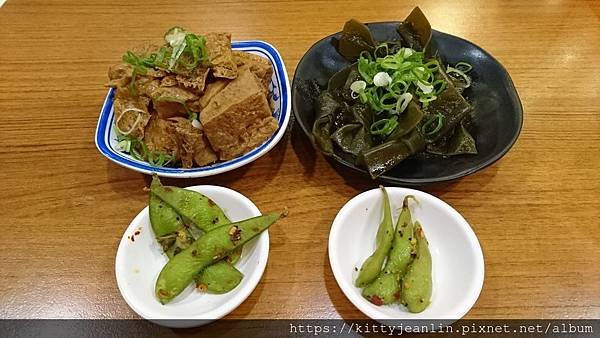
[311,7,477,178]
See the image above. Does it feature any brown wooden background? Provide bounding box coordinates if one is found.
[0,0,598,321]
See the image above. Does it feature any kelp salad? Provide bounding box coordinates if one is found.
[311,7,477,178]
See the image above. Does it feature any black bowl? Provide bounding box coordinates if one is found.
[292,22,523,186]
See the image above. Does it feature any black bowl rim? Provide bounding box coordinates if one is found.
[291,22,524,185]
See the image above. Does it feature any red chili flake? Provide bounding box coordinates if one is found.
[229,226,242,242]
[207,199,215,206]
[394,291,401,300]
[369,296,383,306]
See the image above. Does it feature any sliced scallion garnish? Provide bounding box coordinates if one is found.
[454,61,473,73]
[422,113,445,135]
[370,116,399,137]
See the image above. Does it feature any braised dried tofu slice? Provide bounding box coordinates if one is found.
[200,69,279,160]
[107,63,132,88]
[135,76,160,99]
[205,32,237,79]
[198,79,230,109]
[171,118,217,168]
[232,51,273,92]
[113,88,151,139]
[150,86,198,119]
[160,75,178,87]
[143,116,179,158]
[176,67,210,94]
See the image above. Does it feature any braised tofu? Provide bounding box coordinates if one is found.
[176,67,210,94]
[233,51,273,92]
[109,28,278,169]
[171,118,218,167]
[143,116,179,158]
[200,69,278,160]
[198,79,230,109]
[150,86,198,119]
[107,63,132,88]
[205,32,237,79]
[113,88,151,139]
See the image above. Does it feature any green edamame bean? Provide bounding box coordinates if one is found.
[355,186,394,287]
[362,196,417,305]
[362,273,399,305]
[385,196,417,277]
[149,175,243,293]
[401,222,432,313]
[149,191,184,238]
[225,247,242,264]
[164,228,195,258]
[150,176,230,232]
[155,212,283,304]
[194,261,244,294]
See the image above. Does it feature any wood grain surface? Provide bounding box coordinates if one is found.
[0,0,599,321]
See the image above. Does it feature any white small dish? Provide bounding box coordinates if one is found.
[115,185,269,328]
[96,40,290,178]
[328,187,484,324]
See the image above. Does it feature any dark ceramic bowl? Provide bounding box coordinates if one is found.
[292,22,523,186]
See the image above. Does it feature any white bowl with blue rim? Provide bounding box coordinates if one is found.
[95,40,290,178]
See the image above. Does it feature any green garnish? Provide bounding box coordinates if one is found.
[115,129,177,167]
[370,116,399,137]
[454,61,473,73]
[421,113,445,136]
[355,45,442,113]
[121,26,210,94]
[122,51,154,94]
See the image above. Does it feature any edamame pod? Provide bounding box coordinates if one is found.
[401,222,432,313]
[194,261,244,294]
[362,196,417,305]
[362,273,399,305]
[385,196,417,276]
[149,175,243,293]
[355,186,394,287]
[149,191,184,238]
[155,212,283,304]
[150,177,230,232]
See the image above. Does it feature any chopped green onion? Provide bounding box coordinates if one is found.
[416,80,434,94]
[116,140,131,152]
[395,92,413,114]
[422,113,445,135]
[432,79,447,94]
[374,43,389,57]
[370,115,399,137]
[418,93,438,107]
[454,61,473,73]
[354,47,468,113]
[446,66,472,88]
[424,60,439,72]
[350,80,367,93]
[373,72,392,87]
[114,108,144,136]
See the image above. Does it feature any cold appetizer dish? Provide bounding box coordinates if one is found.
[355,187,432,313]
[312,8,476,178]
[148,175,285,303]
[107,27,278,168]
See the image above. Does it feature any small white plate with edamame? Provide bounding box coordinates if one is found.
[328,187,484,324]
[115,185,269,328]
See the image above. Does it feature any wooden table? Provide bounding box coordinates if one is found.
[1,0,598,321]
